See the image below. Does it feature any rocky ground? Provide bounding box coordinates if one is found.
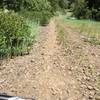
[0,19,100,100]
[56,20,100,100]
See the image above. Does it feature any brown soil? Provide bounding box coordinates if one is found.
[0,19,100,100]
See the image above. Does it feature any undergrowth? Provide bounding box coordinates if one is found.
[0,11,39,59]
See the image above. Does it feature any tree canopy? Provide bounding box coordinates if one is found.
[0,0,100,21]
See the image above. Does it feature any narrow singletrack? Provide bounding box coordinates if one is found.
[0,19,100,100]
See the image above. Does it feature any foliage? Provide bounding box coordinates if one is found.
[91,8,100,21]
[48,0,70,13]
[23,0,51,11]
[0,0,22,11]
[0,0,100,21]
[0,0,52,24]
[71,0,100,21]
[73,0,89,19]
[19,10,52,25]
[0,11,33,59]
[22,0,52,25]
[33,11,52,25]
[1,0,52,11]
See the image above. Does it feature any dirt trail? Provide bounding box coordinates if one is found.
[0,19,82,100]
[57,22,100,100]
[0,19,100,100]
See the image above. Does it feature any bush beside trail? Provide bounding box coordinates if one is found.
[0,0,53,25]
[0,11,33,59]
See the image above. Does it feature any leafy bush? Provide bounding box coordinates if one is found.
[19,10,52,26]
[0,11,32,59]
[32,11,52,25]
[72,0,100,21]
[2,0,51,11]
[73,0,90,19]
[91,8,100,21]
[2,0,52,25]
[22,0,52,25]
[23,0,51,11]
[1,0,21,11]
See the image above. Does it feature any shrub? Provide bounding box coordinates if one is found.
[73,0,91,19]
[2,0,52,25]
[32,11,52,25]
[72,0,100,21]
[0,11,31,59]
[19,10,52,26]
[22,0,52,25]
[91,8,100,21]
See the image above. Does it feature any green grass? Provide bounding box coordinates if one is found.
[57,24,66,45]
[26,20,39,39]
[56,20,68,49]
[59,15,100,45]
[25,20,39,51]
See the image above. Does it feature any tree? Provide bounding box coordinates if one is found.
[87,0,100,20]
[87,0,100,9]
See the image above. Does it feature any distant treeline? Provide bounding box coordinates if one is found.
[0,0,100,21]
[71,0,100,21]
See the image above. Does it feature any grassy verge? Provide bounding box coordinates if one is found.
[26,20,39,43]
[25,20,39,52]
[59,15,100,45]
